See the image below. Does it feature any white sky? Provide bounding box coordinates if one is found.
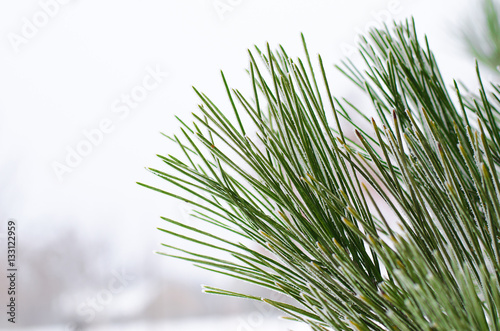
[1,0,477,234]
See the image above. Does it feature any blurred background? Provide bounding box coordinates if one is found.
[0,0,497,330]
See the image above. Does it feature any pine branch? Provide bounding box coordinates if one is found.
[140,18,500,330]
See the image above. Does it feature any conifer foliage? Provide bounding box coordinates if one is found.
[139,19,500,330]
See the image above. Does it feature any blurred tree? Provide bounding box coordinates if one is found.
[463,0,500,72]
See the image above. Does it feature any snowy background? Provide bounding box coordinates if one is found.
[0,0,492,330]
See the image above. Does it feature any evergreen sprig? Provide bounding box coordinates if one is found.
[140,19,500,330]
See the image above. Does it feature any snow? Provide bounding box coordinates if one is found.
[20,316,313,331]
